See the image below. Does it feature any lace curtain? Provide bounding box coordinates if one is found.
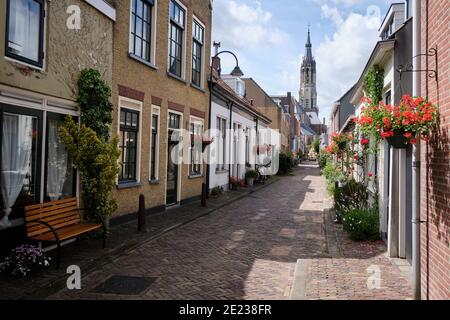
[46,119,69,201]
[0,114,33,228]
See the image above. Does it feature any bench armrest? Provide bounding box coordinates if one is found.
[75,209,107,233]
[27,220,60,243]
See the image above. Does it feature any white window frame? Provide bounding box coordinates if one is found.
[191,16,205,89]
[189,116,204,177]
[117,97,143,185]
[216,116,227,171]
[167,0,187,79]
[128,0,158,66]
[165,109,184,204]
[150,105,160,181]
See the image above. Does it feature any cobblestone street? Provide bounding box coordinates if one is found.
[46,164,412,300]
[50,164,328,300]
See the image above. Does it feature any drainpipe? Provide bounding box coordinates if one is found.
[411,0,422,300]
[229,102,234,186]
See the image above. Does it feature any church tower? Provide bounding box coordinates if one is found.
[299,27,318,115]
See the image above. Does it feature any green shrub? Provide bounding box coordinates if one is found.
[312,138,321,154]
[318,150,331,169]
[333,178,369,222]
[278,151,295,175]
[59,117,121,222]
[245,170,259,179]
[343,208,380,241]
[211,186,224,197]
[322,161,346,195]
[77,68,113,139]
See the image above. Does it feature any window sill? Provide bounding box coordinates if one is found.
[5,55,44,72]
[215,169,229,174]
[167,72,187,84]
[188,174,203,180]
[149,179,160,185]
[128,53,158,70]
[117,182,143,190]
[191,83,206,93]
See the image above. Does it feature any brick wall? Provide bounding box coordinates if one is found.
[420,0,450,300]
[112,0,212,217]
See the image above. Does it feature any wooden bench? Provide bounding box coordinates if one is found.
[25,197,106,268]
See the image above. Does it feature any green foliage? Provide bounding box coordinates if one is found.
[210,186,224,197]
[363,65,384,105]
[322,161,346,195]
[77,68,113,139]
[318,150,331,169]
[333,178,369,223]
[245,170,259,179]
[343,208,380,241]
[278,151,295,175]
[58,117,121,222]
[312,138,321,154]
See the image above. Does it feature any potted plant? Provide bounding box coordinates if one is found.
[229,177,239,190]
[245,170,259,187]
[357,95,438,148]
[0,244,51,278]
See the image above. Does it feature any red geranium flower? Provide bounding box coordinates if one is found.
[360,139,369,146]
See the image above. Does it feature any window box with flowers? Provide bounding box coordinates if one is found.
[191,134,214,151]
[330,132,353,150]
[357,95,438,149]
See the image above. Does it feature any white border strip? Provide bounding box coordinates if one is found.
[85,0,116,21]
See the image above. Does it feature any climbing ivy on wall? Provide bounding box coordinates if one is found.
[364,65,384,105]
[77,68,113,139]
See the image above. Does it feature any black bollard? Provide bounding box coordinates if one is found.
[201,183,207,207]
[138,194,147,233]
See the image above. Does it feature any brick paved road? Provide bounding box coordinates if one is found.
[50,164,328,300]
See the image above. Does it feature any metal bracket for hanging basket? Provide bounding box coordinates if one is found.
[396,48,438,80]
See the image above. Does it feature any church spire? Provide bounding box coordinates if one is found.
[305,26,313,62]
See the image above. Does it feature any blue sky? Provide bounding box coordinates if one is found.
[212,0,397,122]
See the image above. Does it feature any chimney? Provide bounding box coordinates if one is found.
[287,92,293,115]
[212,56,221,76]
[212,41,222,76]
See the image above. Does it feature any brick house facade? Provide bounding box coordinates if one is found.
[110,0,212,220]
[419,0,450,300]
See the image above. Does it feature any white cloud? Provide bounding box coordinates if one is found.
[321,5,344,26]
[316,5,382,122]
[212,0,289,50]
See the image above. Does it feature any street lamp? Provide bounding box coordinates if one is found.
[205,50,244,199]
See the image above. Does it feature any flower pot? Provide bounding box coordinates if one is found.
[338,142,347,150]
[386,133,409,149]
[246,177,254,187]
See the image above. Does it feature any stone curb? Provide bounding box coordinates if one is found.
[290,259,310,300]
[25,177,281,300]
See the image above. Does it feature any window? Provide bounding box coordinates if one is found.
[119,109,139,183]
[130,0,154,63]
[385,91,392,105]
[245,128,250,165]
[190,120,203,176]
[192,19,204,87]
[6,0,45,67]
[0,106,41,224]
[406,0,412,19]
[45,116,75,201]
[150,110,159,181]
[216,117,227,171]
[169,0,185,77]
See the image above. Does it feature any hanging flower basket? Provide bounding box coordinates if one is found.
[386,132,410,149]
[338,142,347,150]
[356,95,438,147]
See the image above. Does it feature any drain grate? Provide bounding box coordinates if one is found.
[92,275,157,295]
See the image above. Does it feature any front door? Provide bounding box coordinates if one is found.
[166,113,181,205]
